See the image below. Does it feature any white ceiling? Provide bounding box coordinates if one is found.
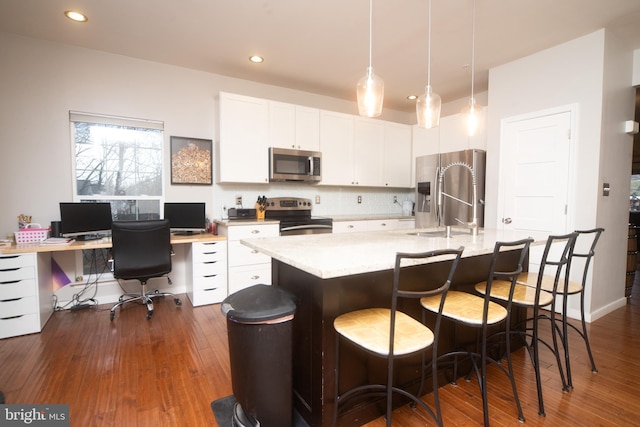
[2,0,640,113]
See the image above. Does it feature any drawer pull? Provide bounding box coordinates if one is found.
[251,230,260,234]
[203,261,218,265]
[1,315,24,321]
[0,280,21,285]
[251,275,260,280]
[251,250,258,254]
[203,274,219,278]
[0,298,22,303]
[203,251,218,255]
[0,268,20,273]
[203,287,219,292]
[0,255,20,260]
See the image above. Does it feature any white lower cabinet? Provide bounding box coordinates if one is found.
[0,253,53,339]
[219,223,279,295]
[186,241,228,306]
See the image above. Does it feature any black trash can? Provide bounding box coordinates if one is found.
[221,284,297,427]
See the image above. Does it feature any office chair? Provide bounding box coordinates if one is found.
[109,219,181,321]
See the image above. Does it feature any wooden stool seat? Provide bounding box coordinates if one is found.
[476,279,555,307]
[334,308,434,356]
[516,272,583,295]
[421,290,507,326]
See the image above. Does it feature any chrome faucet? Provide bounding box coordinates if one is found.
[438,161,479,237]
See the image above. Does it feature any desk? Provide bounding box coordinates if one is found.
[0,234,226,339]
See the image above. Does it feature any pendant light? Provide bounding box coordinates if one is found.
[357,0,384,117]
[416,0,441,128]
[462,0,478,136]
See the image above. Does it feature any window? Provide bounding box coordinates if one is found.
[70,112,164,277]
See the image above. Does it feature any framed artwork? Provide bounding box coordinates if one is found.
[170,136,213,185]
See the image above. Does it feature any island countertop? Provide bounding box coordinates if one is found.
[241,227,548,279]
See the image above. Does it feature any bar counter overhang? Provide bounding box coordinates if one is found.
[242,228,548,427]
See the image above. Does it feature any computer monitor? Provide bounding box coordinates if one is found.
[163,202,206,235]
[59,202,113,240]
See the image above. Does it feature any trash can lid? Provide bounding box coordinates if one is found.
[221,284,297,323]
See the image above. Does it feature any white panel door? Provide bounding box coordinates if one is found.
[501,110,572,234]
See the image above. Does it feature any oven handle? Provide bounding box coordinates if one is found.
[280,224,333,232]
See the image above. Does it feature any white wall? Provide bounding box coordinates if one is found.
[0,32,413,240]
[487,29,636,321]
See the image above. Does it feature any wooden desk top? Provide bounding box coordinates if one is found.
[0,233,226,255]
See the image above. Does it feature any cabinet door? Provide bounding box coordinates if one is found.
[354,118,383,186]
[218,92,269,183]
[319,111,354,185]
[269,101,296,149]
[295,106,320,151]
[382,122,412,188]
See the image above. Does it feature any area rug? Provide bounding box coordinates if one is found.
[211,395,309,427]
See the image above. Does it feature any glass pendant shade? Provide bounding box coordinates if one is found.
[416,85,441,128]
[357,66,384,117]
[462,97,478,136]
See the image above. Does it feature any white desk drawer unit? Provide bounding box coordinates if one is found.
[0,253,52,339]
[186,241,228,307]
[219,223,279,295]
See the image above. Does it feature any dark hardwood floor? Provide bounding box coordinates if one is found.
[1,276,639,427]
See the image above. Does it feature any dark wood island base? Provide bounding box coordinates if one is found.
[272,250,526,427]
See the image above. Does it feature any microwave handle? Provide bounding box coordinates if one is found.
[308,156,313,176]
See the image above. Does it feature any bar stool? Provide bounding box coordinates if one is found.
[515,228,603,390]
[421,238,532,426]
[332,248,463,427]
[476,232,577,416]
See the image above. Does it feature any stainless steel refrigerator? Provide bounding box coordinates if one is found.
[415,149,486,229]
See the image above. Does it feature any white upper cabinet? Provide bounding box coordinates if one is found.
[269,101,320,151]
[319,110,354,185]
[353,117,383,186]
[217,92,269,183]
[382,122,412,187]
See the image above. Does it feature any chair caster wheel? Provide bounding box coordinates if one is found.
[110,311,115,321]
[147,311,153,320]
[175,298,182,306]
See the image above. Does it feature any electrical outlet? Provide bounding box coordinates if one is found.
[315,195,321,204]
[357,195,362,204]
[235,195,242,206]
[393,196,397,203]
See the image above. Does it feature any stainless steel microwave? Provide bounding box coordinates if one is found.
[269,147,321,182]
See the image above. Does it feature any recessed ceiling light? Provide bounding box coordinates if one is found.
[249,55,264,64]
[64,11,88,22]
[407,95,418,100]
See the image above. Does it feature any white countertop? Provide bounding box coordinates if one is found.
[241,228,549,279]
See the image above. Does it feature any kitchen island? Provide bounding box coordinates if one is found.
[242,228,547,427]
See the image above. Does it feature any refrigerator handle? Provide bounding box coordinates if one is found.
[435,166,441,224]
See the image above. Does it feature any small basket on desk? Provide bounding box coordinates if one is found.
[14,223,50,244]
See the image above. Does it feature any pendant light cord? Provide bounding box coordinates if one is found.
[470,0,476,99]
[368,0,373,70]
[427,0,432,87]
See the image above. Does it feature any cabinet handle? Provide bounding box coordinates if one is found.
[251,275,260,280]
[203,261,218,265]
[347,225,354,229]
[381,223,387,227]
[251,250,259,254]
[0,280,21,285]
[203,287,219,292]
[203,275,218,278]
[0,268,19,273]
[251,230,260,234]
[203,251,218,255]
